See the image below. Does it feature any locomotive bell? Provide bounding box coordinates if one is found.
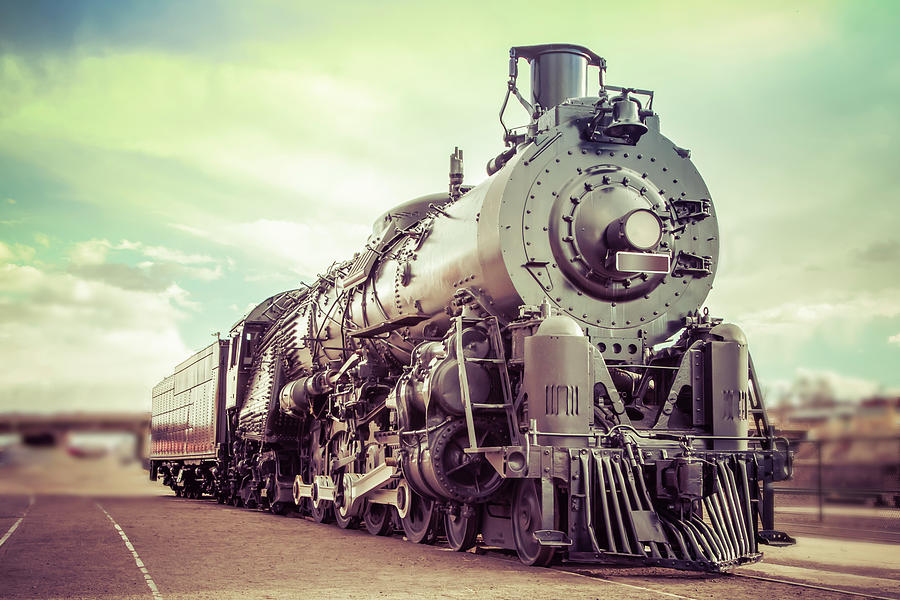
[604,97,648,141]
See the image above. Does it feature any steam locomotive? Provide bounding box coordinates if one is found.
[150,43,793,572]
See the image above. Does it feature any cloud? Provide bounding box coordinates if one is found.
[61,238,223,290]
[770,367,899,406]
[0,241,36,263]
[858,240,900,263]
[68,239,110,266]
[728,289,900,357]
[889,333,900,347]
[113,239,215,266]
[174,217,370,279]
[0,262,191,413]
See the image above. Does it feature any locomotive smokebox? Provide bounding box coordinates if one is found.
[512,44,605,112]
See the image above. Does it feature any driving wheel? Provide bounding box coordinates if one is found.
[364,502,394,536]
[400,491,438,544]
[444,506,479,551]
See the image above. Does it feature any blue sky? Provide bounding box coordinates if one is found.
[1,0,898,413]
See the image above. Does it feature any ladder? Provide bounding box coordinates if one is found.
[454,315,518,451]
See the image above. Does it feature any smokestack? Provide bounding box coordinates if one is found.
[511,44,605,111]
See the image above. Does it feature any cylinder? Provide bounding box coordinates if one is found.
[523,315,593,447]
[531,50,589,111]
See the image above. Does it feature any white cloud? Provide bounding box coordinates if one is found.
[737,292,900,333]
[0,263,190,413]
[713,289,900,364]
[68,239,111,266]
[176,216,370,278]
[770,367,899,406]
[230,218,369,276]
[63,238,224,290]
[115,240,215,265]
[889,333,900,347]
[0,241,36,264]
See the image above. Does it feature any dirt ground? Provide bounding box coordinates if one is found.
[0,445,897,600]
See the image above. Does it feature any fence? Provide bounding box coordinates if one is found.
[771,435,899,542]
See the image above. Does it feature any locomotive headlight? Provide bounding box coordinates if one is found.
[607,208,663,251]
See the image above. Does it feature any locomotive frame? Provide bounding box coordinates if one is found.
[150,43,794,572]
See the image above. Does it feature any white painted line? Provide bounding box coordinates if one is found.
[0,494,35,550]
[558,568,700,600]
[96,502,163,600]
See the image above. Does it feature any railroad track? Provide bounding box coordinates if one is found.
[457,545,898,600]
[727,571,897,600]
[552,565,899,600]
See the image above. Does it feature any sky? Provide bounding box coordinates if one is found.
[1,0,898,414]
